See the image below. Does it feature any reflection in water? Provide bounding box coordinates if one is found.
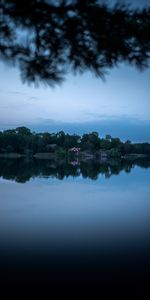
[0,157,150,183]
[0,158,150,290]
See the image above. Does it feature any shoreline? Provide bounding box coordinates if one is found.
[0,152,150,161]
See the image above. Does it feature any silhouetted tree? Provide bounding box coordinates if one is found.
[15,126,31,135]
[0,127,150,156]
[0,0,150,86]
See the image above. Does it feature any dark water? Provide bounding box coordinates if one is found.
[0,158,150,290]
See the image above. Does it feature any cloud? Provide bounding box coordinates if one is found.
[24,116,150,142]
[0,115,150,142]
[0,89,27,96]
[28,96,39,101]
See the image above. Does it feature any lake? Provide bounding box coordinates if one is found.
[0,158,150,290]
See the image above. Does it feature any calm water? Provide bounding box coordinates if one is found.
[0,158,150,290]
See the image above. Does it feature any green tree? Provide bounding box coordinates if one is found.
[56,131,66,147]
[81,132,100,151]
[105,134,112,141]
[16,127,31,136]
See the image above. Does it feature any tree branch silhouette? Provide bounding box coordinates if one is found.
[0,0,150,86]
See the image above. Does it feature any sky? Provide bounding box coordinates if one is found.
[0,0,150,142]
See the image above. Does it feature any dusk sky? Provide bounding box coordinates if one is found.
[0,0,150,141]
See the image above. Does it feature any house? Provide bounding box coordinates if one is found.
[68,147,80,153]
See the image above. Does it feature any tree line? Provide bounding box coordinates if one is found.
[0,126,150,157]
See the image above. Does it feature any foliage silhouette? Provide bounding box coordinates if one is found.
[0,127,150,156]
[0,156,150,183]
[0,0,150,86]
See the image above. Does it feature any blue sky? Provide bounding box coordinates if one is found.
[0,0,150,142]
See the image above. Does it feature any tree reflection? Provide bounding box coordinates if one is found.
[0,157,150,183]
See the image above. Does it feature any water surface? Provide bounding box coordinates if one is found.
[0,158,150,290]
